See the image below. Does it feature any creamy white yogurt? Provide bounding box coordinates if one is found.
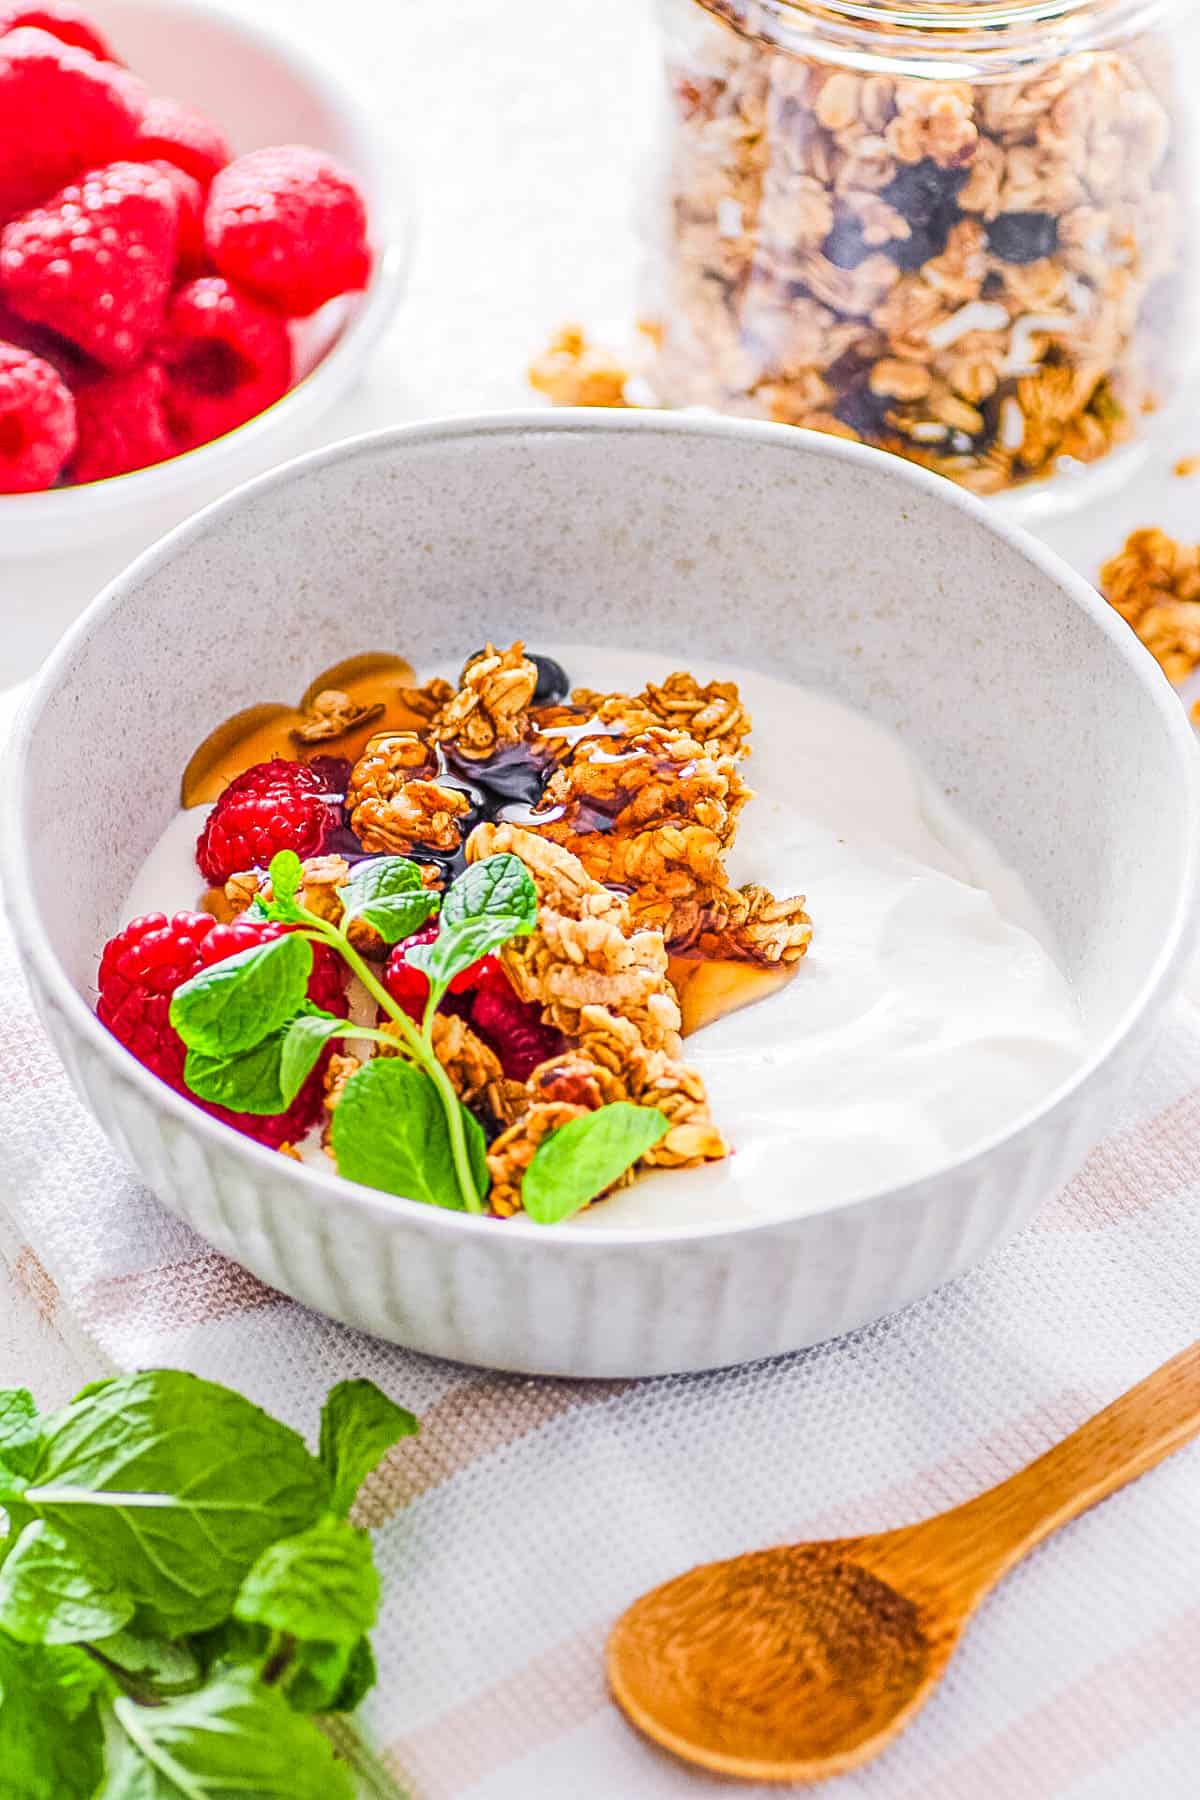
[122,649,1087,1230]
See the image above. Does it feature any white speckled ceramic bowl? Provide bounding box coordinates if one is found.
[7,413,1199,1376]
[0,0,408,556]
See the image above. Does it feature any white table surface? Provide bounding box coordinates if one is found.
[1,0,1197,1373]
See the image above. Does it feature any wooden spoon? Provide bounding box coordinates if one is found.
[608,1341,1200,1784]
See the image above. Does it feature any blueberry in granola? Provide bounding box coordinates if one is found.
[529,652,570,704]
[986,212,1060,266]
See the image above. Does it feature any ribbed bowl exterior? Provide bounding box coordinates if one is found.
[27,960,1158,1378]
[10,415,1198,1378]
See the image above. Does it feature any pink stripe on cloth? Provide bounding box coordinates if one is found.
[894,1604,1200,1800]
[11,1244,60,1325]
[384,1626,607,1800]
[355,1374,629,1526]
[1035,1089,1200,1232]
[79,1251,282,1332]
[793,1391,1097,1540]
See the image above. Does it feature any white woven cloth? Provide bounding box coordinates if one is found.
[2,697,1199,1798]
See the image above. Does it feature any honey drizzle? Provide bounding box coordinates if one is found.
[180,652,421,809]
[669,955,797,1038]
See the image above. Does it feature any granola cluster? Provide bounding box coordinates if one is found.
[647,1,1186,493]
[1099,527,1200,691]
[470,830,728,1215]
[221,643,812,1218]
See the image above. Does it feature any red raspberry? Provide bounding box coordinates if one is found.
[0,341,75,490]
[131,95,230,188]
[0,4,113,60]
[97,911,348,1148]
[197,757,340,886]
[384,930,511,1024]
[148,159,205,275]
[97,911,214,1086]
[70,359,173,483]
[383,922,440,1023]
[157,276,291,450]
[0,160,178,369]
[0,301,84,378]
[0,29,144,220]
[204,145,370,317]
[469,985,565,1082]
[304,754,352,795]
[382,928,540,1063]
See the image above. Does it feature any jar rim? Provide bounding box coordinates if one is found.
[695,0,1182,72]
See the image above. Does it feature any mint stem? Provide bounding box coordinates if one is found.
[300,923,485,1216]
[318,1716,409,1800]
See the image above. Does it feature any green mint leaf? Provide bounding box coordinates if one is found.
[279,1011,348,1108]
[318,1381,418,1517]
[331,1059,488,1211]
[235,1516,379,1651]
[70,1377,118,1402]
[169,934,313,1058]
[243,897,270,923]
[260,850,308,925]
[0,1519,134,1644]
[185,1002,341,1114]
[21,1371,331,1639]
[0,1636,107,1800]
[268,850,303,906]
[0,1389,41,1480]
[522,1102,670,1224]
[0,1463,29,1508]
[327,1634,377,1714]
[264,1629,376,1716]
[187,1616,364,1718]
[442,852,538,934]
[91,1629,202,1698]
[408,852,536,995]
[103,1667,355,1800]
[184,1033,288,1115]
[341,857,439,945]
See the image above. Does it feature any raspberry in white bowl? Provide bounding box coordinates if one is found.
[0,0,406,553]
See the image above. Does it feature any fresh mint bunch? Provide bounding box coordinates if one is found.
[167,848,668,1220]
[0,1370,416,1799]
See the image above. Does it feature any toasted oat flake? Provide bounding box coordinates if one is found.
[926,300,1010,350]
[1000,397,1025,450]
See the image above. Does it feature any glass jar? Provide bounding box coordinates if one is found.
[644,0,1198,510]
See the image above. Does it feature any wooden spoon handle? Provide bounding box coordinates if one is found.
[945,1341,1200,1597]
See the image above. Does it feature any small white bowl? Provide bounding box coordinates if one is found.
[0,0,407,556]
[7,413,1199,1376]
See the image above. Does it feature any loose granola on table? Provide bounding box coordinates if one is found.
[215,642,811,1218]
[1099,527,1200,718]
[642,0,1191,494]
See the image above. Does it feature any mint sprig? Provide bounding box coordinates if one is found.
[406,853,536,1017]
[0,1372,416,1799]
[167,845,658,1226]
[169,850,536,1215]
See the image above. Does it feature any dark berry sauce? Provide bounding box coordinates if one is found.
[329,651,575,882]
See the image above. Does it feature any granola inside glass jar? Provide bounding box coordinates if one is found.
[645,0,1197,506]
